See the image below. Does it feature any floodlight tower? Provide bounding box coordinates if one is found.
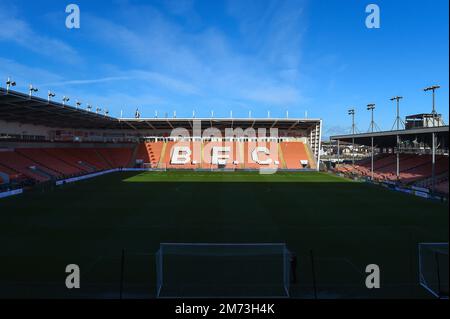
[367,104,379,133]
[28,84,38,98]
[390,96,404,180]
[62,96,70,106]
[47,91,56,102]
[424,85,441,193]
[348,109,356,164]
[6,77,16,93]
[390,96,404,130]
[424,85,441,127]
[348,109,356,134]
[366,104,377,180]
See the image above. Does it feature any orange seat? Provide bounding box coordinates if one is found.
[280,142,309,169]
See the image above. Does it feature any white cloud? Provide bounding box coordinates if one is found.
[241,86,302,105]
[0,0,310,116]
[0,57,63,90]
[38,70,200,96]
[0,9,81,64]
[83,1,308,107]
[40,76,132,87]
[131,71,201,95]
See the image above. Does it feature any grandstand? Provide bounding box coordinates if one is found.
[0,140,317,181]
[331,125,449,195]
[0,87,322,186]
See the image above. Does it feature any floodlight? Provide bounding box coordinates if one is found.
[62,96,70,106]
[6,77,16,92]
[48,91,56,102]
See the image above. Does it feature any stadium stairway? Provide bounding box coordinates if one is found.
[277,143,287,169]
[147,142,164,168]
[147,143,156,166]
[42,149,90,173]
[128,144,140,167]
[94,148,132,168]
[158,142,168,168]
[0,151,56,181]
[304,143,317,170]
[64,148,110,170]
[41,148,87,175]
[133,142,164,168]
[107,148,134,167]
[76,160,97,172]
[30,166,54,180]
[135,143,150,166]
[16,148,80,177]
[15,149,61,177]
[239,142,245,169]
[95,149,115,169]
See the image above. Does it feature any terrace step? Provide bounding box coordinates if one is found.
[77,161,96,172]
[277,143,287,169]
[128,144,140,167]
[158,142,168,168]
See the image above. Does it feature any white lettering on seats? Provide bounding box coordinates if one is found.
[171,146,191,164]
[211,147,230,165]
[252,147,272,165]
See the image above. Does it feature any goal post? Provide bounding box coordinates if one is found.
[418,243,448,299]
[155,243,291,298]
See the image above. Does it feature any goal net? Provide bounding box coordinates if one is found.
[155,243,291,298]
[418,243,448,299]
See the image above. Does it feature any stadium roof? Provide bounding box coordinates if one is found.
[0,87,320,131]
[405,113,441,119]
[119,118,320,131]
[330,126,449,148]
[0,87,118,129]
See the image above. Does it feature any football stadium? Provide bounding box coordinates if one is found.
[0,0,448,306]
[0,84,448,300]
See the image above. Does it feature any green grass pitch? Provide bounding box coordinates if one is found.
[0,171,447,298]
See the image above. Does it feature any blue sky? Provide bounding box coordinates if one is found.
[0,0,448,138]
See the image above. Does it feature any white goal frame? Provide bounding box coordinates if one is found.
[418,242,449,299]
[155,243,291,298]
